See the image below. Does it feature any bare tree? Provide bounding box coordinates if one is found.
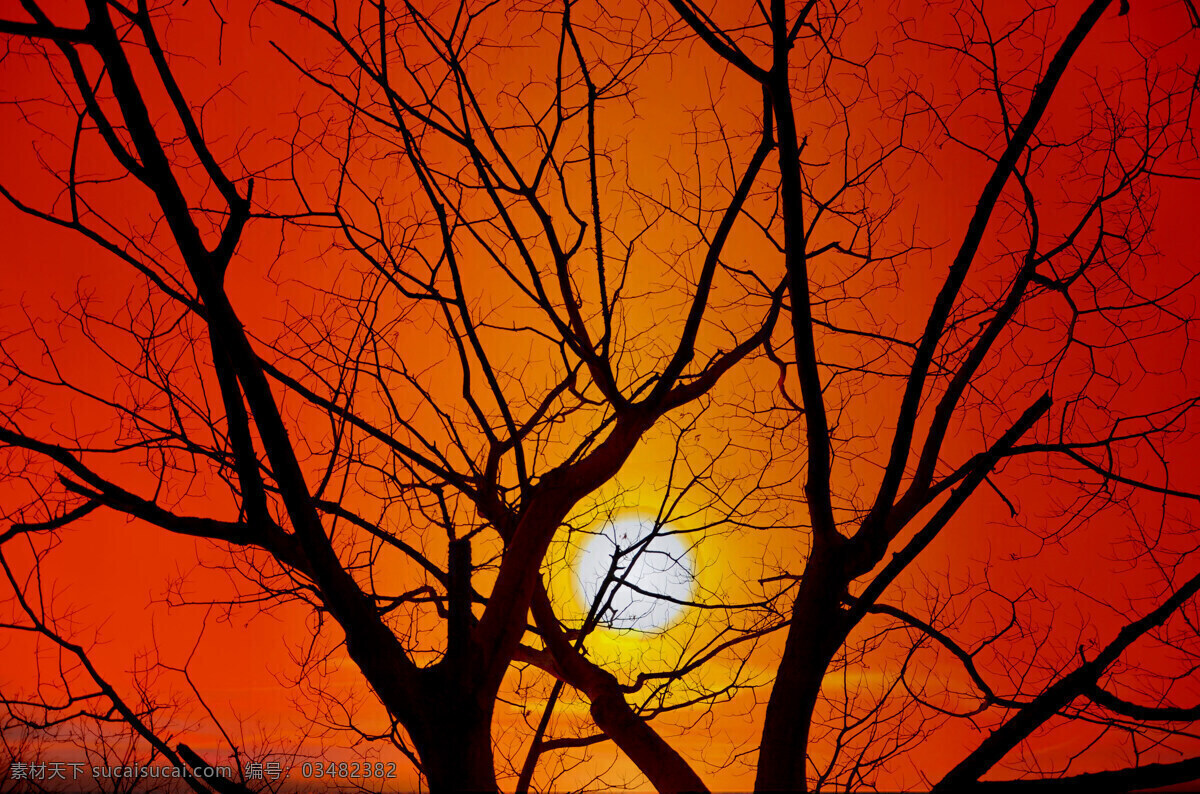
[630,0,1200,791]
[0,0,779,791]
[4,0,1200,792]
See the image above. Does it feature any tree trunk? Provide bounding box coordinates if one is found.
[588,676,709,793]
[411,700,498,793]
[527,585,708,793]
[755,556,848,793]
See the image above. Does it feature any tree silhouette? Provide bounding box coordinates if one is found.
[649,0,1200,791]
[0,0,781,790]
[1,0,1199,793]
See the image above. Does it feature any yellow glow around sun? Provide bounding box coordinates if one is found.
[540,422,771,679]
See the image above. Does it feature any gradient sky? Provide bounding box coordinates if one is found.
[2,0,1200,791]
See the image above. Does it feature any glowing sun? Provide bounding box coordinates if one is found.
[574,518,695,632]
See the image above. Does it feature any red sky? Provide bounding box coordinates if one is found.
[2,0,1200,791]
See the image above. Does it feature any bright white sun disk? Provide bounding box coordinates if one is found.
[574,518,694,631]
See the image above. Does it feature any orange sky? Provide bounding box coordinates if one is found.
[2,0,1200,791]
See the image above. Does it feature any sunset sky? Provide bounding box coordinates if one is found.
[3,0,1200,791]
